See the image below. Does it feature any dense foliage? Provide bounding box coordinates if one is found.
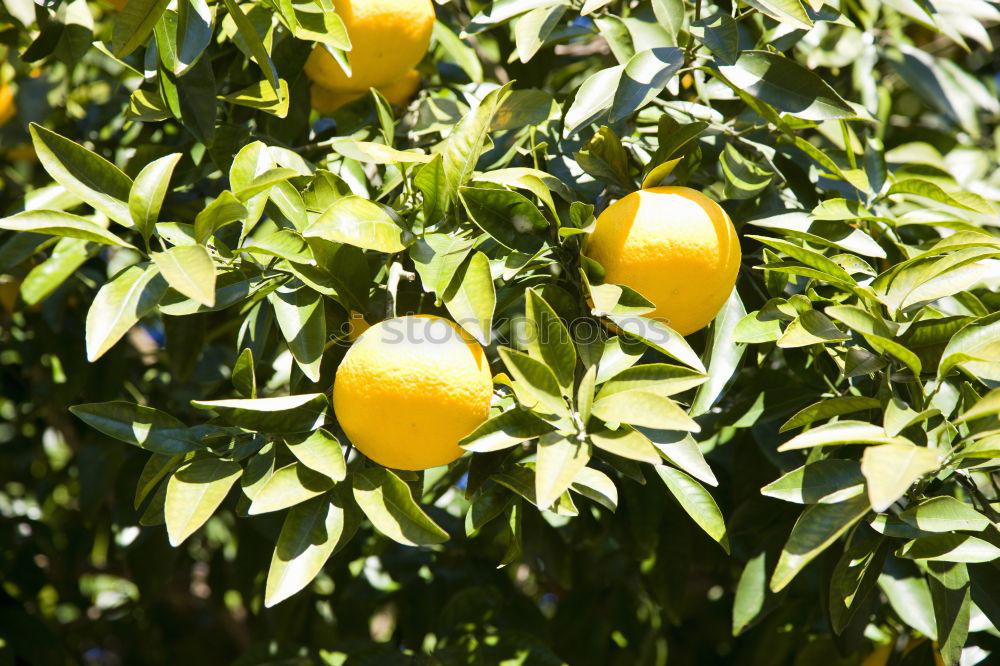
[1,0,1000,664]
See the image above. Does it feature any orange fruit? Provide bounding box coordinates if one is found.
[304,0,434,93]
[585,186,741,336]
[333,315,493,470]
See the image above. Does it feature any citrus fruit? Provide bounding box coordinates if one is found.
[304,0,434,93]
[379,69,421,106]
[0,84,15,127]
[585,186,741,336]
[333,315,493,470]
[310,69,421,114]
[310,84,363,114]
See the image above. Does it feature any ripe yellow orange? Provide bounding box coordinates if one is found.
[304,0,434,93]
[585,186,741,336]
[0,84,15,127]
[310,69,421,114]
[310,84,363,114]
[333,315,493,470]
[379,69,421,106]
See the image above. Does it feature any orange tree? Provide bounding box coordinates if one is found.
[1,0,1000,664]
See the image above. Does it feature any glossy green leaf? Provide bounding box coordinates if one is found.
[70,401,200,455]
[284,429,345,482]
[770,494,870,592]
[165,456,242,545]
[655,465,729,553]
[151,245,216,308]
[351,468,448,546]
[248,462,334,515]
[85,264,167,362]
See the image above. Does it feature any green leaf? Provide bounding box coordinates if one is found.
[193,191,248,245]
[112,0,171,57]
[610,47,683,122]
[655,465,729,553]
[129,153,182,239]
[248,462,334,515]
[221,79,290,118]
[85,264,167,362]
[861,443,942,512]
[732,551,771,636]
[190,394,329,433]
[743,0,812,29]
[70,402,200,455]
[589,426,661,465]
[776,310,849,348]
[596,363,707,400]
[939,313,1000,381]
[134,453,184,510]
[592,391,699,432]
[414,154,449,225]
[19,239,90,306]
[304,196,411,252]
[442,251,495,346]
[232,348,256,398]
[570,466,618,511]
[513,4,565,63]
[165,455,242,545]
[330,141,432,165]
[497,347,568,419]
[715,51,855,121]
[762,460,865,504]
[751,236,856,284]
[535,432,590,511]
[956,388,1000,423]
[691,12,738,64]
[778,421,906,451]
[174,0,214,75]
[29,124,133,227]
[898,534,1000,563]
[432,19,483,82]
[268,286,326,383]
[691,289,746,417]
[770,494,870,592]
[524,289,576,394]
[888,179,995,215]
[829,535,889,635]
[238,229,314,263]
[284,429,345,482]
[605,314,706,373]
[351,467,449,546]
[639,429,718,486]
[438,84,512,205]
[780,396,882,432]
[410,233,474,297]
[564,65,623,135]
[0,210,136,249]
[879,561,937,638]
[460,408,553,452]
[265,493,352,607]
[220,0,279,92]
[151,245,216,308]
[459,186,549,253]
[900,496,991,533]
[721,144,774,200]
[927,562,971,666]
